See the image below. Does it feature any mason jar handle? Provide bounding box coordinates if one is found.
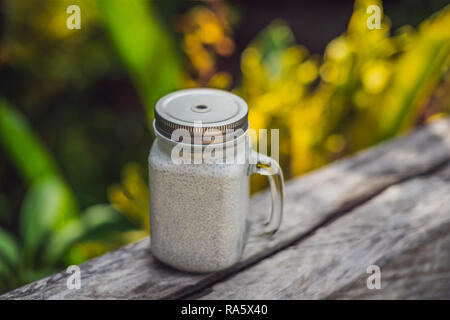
[248,151,284,238]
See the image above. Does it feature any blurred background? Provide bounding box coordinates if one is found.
[0,0,449,293]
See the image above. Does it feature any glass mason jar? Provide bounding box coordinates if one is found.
[149,88,284,272]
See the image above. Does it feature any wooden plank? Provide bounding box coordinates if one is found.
[2,118,450,300]
[195,164,450,299]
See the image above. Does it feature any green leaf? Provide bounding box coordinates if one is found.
[20,175,78,263]
[0,228,19,271]
[0,100,59,185]
[98,0,182,121]
[41,204,127,265]
[378,8,450,140]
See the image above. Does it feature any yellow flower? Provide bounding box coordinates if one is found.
[326,134,346,153]
[326,38,349,61]
[297,60,319,84]
[208,72,232,89]
[199,21,223,44]
[248,110,267,132]
[282,45,306,68]
[108,163,149,231]
[362,62,391,94]
[241,47,262,75]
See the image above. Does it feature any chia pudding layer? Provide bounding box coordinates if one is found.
[149,138,250,272]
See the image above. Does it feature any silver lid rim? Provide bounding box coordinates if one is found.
[154,88,249,144]
[153,120,249,147]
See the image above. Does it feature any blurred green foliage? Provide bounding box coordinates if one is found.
[0,0,449,294]
[98,0,182,119]
[239,0,450,181]
[0,0,179,293]
[0,100,132,291]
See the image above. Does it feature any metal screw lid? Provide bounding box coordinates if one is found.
[154,88,249,144]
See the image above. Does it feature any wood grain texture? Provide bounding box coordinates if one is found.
[2,118,450,300]
[195,164,450,299]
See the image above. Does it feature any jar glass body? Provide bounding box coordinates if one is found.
[148,133,250,272]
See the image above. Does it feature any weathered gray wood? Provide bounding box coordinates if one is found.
[2,118,450,300]
[195,163,450,299]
